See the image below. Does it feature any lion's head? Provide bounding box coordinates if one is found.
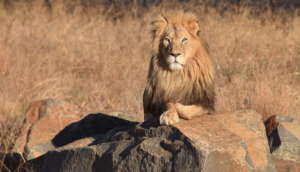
[144,11,215,120]
[151,11,205,71]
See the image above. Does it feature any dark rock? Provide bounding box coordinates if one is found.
[21,110,276,172]
[22,124,201,172]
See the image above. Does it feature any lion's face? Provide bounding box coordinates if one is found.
[152,11,201,71]
[160,26,197,71]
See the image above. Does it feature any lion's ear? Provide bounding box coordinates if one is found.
[151,15,168,40]
[186,16,200,37]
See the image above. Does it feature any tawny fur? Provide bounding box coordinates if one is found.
[143,11,215,125]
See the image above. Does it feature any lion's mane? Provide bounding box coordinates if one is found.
[143,11,215,118]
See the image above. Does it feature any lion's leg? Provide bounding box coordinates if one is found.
[175,103,210,120]
[159,103,180,125]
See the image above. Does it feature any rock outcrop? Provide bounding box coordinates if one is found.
[19,110,277,172]
[174,110,275,172]
[13,99,84,160]
[8,99,300,172]
[13,99,138,161]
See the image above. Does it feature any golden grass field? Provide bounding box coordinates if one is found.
[0,1,300,157]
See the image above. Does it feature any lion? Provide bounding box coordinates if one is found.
[143,11,215,125]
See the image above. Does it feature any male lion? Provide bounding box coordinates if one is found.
[143,11,215,125]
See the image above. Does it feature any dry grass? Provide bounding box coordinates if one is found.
[204,13,300,119]
[1,0,300,162]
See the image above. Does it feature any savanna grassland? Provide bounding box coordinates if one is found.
[1,0,300,159]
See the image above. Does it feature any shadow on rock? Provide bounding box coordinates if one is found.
[23,115,202,172]
[52,113,138,147]
[20,110,282,172]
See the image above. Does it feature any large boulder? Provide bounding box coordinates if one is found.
[174,110,275,172]
[21,110,276,172]
[13,99,139,161]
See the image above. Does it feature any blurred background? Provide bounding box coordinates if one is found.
[0,0,300,156]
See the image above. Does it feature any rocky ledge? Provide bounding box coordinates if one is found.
[2,99,300,172]
[20,110,274,172]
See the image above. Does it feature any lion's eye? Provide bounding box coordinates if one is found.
[182,38,188,44]
[163,38,170,47]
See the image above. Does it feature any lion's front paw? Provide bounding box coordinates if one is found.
[159,110,180,125]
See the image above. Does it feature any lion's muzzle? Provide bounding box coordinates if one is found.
[167,54,185,71]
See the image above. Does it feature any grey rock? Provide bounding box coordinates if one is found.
[22,121,202,172]
[20,110,277,172]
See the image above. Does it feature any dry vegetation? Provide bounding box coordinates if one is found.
[1,0,300,160]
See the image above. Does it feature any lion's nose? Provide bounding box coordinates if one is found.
[170,53,181,57]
